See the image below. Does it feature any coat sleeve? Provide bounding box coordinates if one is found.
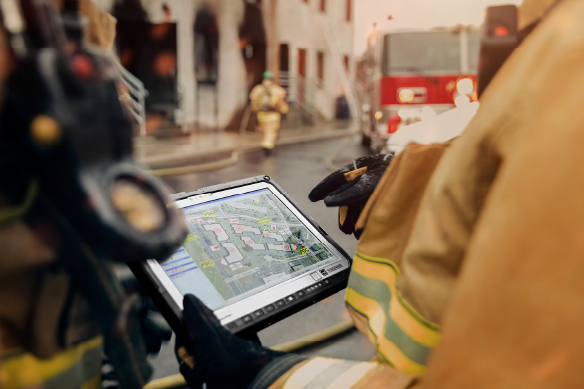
[249,85,263,112]
[248,356,418,389]
[411,1,584,386]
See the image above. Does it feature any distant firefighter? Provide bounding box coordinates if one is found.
[249,71,289,154]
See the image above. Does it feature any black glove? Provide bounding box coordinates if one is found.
[175,294,303,389]
[309,154,393,238]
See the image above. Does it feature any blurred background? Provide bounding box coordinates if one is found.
[89,0,521,380]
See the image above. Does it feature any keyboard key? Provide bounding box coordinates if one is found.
[276,299,286,307]
[242,315,253,324]
[286,295,296,303]
[265,304,275,312]
[253,309,264,317]
[297,290,305,297]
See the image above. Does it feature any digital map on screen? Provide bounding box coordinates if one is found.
[161,189,336,309]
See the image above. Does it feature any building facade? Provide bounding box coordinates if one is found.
[95,0,355,131]
[278,0,355,120]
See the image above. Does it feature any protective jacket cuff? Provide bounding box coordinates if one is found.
[247,354,307,389]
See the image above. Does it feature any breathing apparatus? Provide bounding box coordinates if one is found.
[0,0,186,262]
[0,1,186,387]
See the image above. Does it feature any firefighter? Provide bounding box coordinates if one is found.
[176,0,584,387]
[0,1,177,388]
[249,71,289,155]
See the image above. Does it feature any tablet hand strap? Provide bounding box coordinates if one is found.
[175,294,304,389]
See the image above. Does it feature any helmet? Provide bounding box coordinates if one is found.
[263,70,274,80]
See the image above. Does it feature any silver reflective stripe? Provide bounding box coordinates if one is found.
[324,363,377,389]
[304,360,361,389]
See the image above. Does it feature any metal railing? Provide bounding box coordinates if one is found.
[295,72,318,119]
[281,71,337,123]
[112,56,149,136]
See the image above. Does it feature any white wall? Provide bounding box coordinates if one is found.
[278,0,354,119]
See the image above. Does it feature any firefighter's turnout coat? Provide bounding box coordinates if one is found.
[259,0,584,387]
[249,82,289,149]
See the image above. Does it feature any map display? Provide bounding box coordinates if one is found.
[160,188,338,310]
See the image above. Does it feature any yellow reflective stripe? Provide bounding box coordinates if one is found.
[346,288,426,375]
[257,112,281,122]
[0,179,39,225]
[352,253,440,346]
[81,372,101,389]
[281,357,340,389]
[346,288,386,345]
[324,362,377,389]
[0,335,103,388]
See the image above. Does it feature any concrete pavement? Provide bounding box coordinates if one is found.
[134,120,357,169]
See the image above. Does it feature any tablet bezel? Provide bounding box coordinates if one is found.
[130,175,352,339]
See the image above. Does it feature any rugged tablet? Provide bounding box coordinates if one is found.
[130,175,352,340]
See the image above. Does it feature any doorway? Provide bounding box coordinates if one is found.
[116,21,178,117]
[298,48,306,103]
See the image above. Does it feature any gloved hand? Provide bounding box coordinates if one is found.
[175,294,289,389]
[309,154,393,238]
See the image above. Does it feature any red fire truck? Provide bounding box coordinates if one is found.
[367,26,480,151]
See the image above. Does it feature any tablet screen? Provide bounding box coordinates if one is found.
[158,186,346,314]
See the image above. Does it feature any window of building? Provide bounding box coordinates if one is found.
[346,0,351,21]
[280,44,290,72]
[382,31,461,75]
[343,55,349,72]
[317,51,324,86]
[298,49,307,77]
[320,0,325,12]
[298,49,307,103]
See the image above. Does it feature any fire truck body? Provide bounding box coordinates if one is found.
[369,27,480,151]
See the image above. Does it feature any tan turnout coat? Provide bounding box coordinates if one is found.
[268,0,584,387]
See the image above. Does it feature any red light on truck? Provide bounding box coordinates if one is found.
[494,26,509,37]
[388,114,401,134]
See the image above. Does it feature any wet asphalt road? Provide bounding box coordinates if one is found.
[148,136,377,380]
